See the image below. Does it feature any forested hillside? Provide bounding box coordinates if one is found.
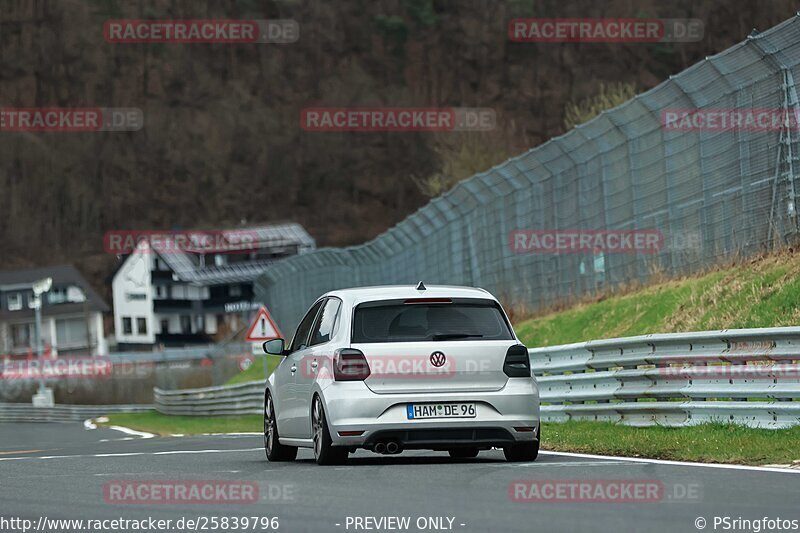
[1,0,796,293]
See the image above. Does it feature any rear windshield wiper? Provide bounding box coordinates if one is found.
[431,333,484,341]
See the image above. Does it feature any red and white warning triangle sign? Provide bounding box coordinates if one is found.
[245,306,282,341]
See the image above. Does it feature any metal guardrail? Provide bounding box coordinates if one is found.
[154,380,265,416]
[107,343,251,363]
[530,327,800,429]
[153,327,800,429]
[0,403,153,423]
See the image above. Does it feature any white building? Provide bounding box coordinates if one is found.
[0,265,109,357]
[111,223,315,350]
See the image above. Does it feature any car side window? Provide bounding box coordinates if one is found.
[310,298,342,346]
[289,299,325,353]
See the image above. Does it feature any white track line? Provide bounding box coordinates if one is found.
[84,420,155,440]
[0,448,263,462]
[106,425,155,439]
[539,451,800,474]
[199,432,262,436]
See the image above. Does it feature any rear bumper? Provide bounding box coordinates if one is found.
[365,427,523,450]
[320,377,540,448]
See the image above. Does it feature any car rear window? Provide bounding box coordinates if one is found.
[351,299,514,343]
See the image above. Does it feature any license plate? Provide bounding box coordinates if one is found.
[406,403,476,419]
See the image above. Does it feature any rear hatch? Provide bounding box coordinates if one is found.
[350,297,520,394]
[354,340,518,394]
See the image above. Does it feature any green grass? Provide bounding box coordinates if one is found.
[225,355,282,385]
[99,411,262,436]
[515,251,800,347]
[98,412,800,466]
[542,421,800,466]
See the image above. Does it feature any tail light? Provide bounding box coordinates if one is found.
[503,344,531,378]
[334,348,371,381]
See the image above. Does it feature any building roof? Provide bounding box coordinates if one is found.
[150,222,315,285]
[0,264,109,320]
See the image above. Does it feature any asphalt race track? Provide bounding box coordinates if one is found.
[0,422,798,533]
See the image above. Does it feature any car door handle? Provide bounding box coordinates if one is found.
[290,365,297,373]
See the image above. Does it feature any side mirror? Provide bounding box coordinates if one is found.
[263,338,286,356]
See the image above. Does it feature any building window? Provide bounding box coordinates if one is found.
[154,285,166,299]
[48,288,67,304]
[196,315,205,332]
[56,318,89,347]
[66,286,86,303]
[229,285,242,297]
[10,323,33,348]
[160,319,170,334]
[180,315,192,334]
[137,317,147,335]
[7,293,22,311]
[171,285,187,299]
[122,317,133,335]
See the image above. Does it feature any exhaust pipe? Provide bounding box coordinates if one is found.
[386,441,400,454]
[374,442,386,454]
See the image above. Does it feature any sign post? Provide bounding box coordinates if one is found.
[244,307,282,381]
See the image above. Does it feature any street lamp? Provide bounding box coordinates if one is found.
[31,277,52,406]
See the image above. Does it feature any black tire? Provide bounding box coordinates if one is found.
[448,447,480,459]
[312,395,348,465]
[503,439,539,462]
[264,393,297,462]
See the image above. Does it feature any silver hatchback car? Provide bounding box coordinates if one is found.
[262,284,540,465]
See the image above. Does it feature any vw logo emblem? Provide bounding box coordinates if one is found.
[430,351,447,367]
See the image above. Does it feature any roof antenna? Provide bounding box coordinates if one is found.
[416,281,426,291]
